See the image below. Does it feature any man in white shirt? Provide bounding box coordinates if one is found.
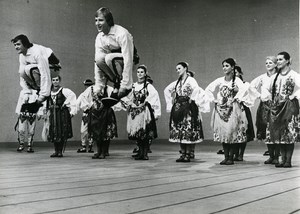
[94,7,139,99]
[11,34,61,107]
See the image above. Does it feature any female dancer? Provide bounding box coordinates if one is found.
[266,52,300,168]
[205,58,248,165]
[46,75,77,157]
[78,82,118,159]
[164,62,208,162]
[245,56,279,164]
[125,65,161,160]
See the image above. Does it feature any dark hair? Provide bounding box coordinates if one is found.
[95,7,114,26]
[177,62,189,70]
[222,58,236,90]
[222,58,236,67]
[11,34,33,48]
[235,66,244,82]
[137,64,147,72]
[272,51,291,100]
[277,51,291,65]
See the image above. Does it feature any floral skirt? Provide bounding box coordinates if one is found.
[90,107,118,141]
[265,99,300,144]
[211,102,247,144]
[169,96,203,144]
[127,102,157,141]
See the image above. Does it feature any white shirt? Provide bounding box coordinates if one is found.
[95,25,134,89]
[19,44,52,101]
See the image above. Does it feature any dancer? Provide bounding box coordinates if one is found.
[78,81,118,159]
[164,62,208,162]
[11,34,61,111]
[124,65,161,160]
[205,58,248,165]
[76,79,95,153]
[244,56,279,164]
[45,75,76,157]
[94,7,139,100]
[266,52,300,168]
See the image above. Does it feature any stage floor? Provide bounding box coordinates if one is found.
[0,140,299,214]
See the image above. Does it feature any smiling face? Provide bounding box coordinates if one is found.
[222,62,234,75]
[13,40,27,55]
[95,13,110,34]
[176,64,187,77]
[137,67,147,82]
[265,59,277,71]
[52,76,60,88]
[277,54,289,69]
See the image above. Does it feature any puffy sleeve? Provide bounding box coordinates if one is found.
[62,88,77,116]
[205,78,220,103]
[241,77,262,107]
[164,81,177,113]
[76,87,93,113]
[194,86,210,113]
[146,84,161,119]
[234,78,249,101]
[290,71,300,102]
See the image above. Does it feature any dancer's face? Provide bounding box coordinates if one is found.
[52,77,60,87]
[277,54,289,69]
[137,68,146,82]
[13,40,27,55]
[222,62,234,75]
[176,64,186,77]
[265,59,277,71]
[95,13,110,34]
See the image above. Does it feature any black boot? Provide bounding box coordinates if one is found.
[142,142,149,160]
[88,144,94,153]
[135,141,145,160]
[272,144,280,165]
[57,142,63,157]
[284,144,294,168]
[238,142,247,161]
[77,145,87,153]
[50,142,59,157]
[220,143,229,165]
[225,144,234,165]
[276,144,286,168]
[264,144,274,164]
[104,140,110,156]
[176,144,186,162]
[233,144,240,161]
[92,141,102,159]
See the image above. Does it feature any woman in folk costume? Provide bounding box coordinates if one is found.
[78,82,118,159]
[243,56,280,164]
[266,52,300,168]
[124,65,161,160]
[164,62,208,162]
[205,58,248,165]
[46,75,77,157]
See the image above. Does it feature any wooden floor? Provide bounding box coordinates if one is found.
[0,140,299,214]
